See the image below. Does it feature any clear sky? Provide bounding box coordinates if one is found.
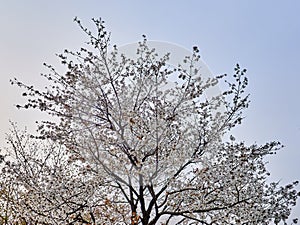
[0,0,299,219]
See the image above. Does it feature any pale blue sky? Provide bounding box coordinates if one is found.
[0,0,299,219]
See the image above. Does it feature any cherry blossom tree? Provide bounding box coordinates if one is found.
[1,18,299,225]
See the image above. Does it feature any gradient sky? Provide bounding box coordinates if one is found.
[0,0,299,219]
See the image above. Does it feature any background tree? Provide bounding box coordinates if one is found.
[1,18,299,224]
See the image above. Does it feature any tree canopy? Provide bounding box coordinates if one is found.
[0,18,299,225]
